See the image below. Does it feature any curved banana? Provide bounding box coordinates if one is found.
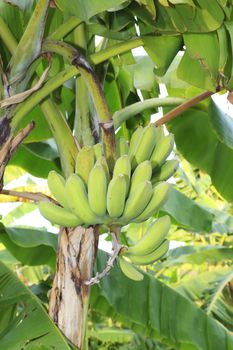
[127,216,171,256]
[133,124,157,168]
[47,171,69,209]
[151,159,178,184]
[119,257,144,281]
[66,174,97,224]
[150,134,174,170]
[75,146,95,185]
[127,239,169,265]
[88,164,107,217]
[130,160,152,194]
[107,174,127,218]
[133,182,171,222]
[128,126,143,162]
[116,137,129,158]
[93,143,104,160]
[96,156,110,183]
[122,181,153,221]
[113,155,131,191]
[38,201,82,227]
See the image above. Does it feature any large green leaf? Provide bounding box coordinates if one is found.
[0,224,57,268]
[54,0,130,20]
[142,35,182,76]
[161,187,214,232]
[168,107,233,203]
[0,260,70,349]
[9,144,60,178]
[209,96,233,150]
[91,251,233,350]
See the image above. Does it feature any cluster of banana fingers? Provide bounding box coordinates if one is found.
[119,216,170,281]
[39,124,178,227]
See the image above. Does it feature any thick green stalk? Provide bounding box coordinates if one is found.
[39,40,116,168]
[48,17,82,40]
[74,24,95,147]
[113,97,187,129]
[12,38,145,128]
[0,16,18,54]
[40,99,78,178]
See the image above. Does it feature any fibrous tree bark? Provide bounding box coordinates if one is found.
[49,226,99,349]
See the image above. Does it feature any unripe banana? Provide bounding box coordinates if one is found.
[127,239,169,265]
[38,201,82,227]
[93,143,103,160]
[75,146,95,185]
[96,156,110,183]
[107,174,127,218]
[122,181,153,221]
[151,159,178,184]
[156,125,165,141]
[133,124,157,168]
[128,126,143,161]
[113,155,131,192]
[130,160,152,194]
[119,257,144,281]
[88,164,107,217]
[127,215,171,256]
[116,137,129,158]
[133,182,171,222]
[150,134,174,170]
[66,174,97,225]
[47,171,69,209]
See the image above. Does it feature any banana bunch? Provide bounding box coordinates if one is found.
[117,124,178,183]
[119,216,170,281]
[39,124,177,228]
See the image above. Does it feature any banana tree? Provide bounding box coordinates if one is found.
[0,1,233,349]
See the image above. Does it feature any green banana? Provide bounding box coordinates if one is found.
[156,125,165,141]
[152,159,179,184]
[122,181,153,221]
[129,160,152,194]
[88,164,107,217]
[133,182,170,222]
[38,201,82,227]
[47,171,69,209]
[128,126,143,161]
[116,137,129,158]
[93,143,103,160]
[75,146,95,185]
[127,239,169,265]
[113,155,131,191]
[150,134,174,170]
[96,156,110,183]
[133,124,157,168]
[127,216,171,256]
[119,257,144,281]
[107,174,127,218]
[66,174,97,224]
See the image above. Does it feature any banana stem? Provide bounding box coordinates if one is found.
[0,16,18,54]
[42,40,116,169]
[113,97,187,129]
[73,24,96,147]
[12,38,144,128]
[47,17,82,40]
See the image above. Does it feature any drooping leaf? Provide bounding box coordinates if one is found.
[9,144,60,178]
[0,224,57,268]
[0,260,70,349]
[142,35,182,76]
[168,107,233,203]
[209,96,233,150]
[161,187,214,232]
[54,0,130,20]
[91,251,233,350]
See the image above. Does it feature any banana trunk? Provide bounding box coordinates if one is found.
[49,226,98,349]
